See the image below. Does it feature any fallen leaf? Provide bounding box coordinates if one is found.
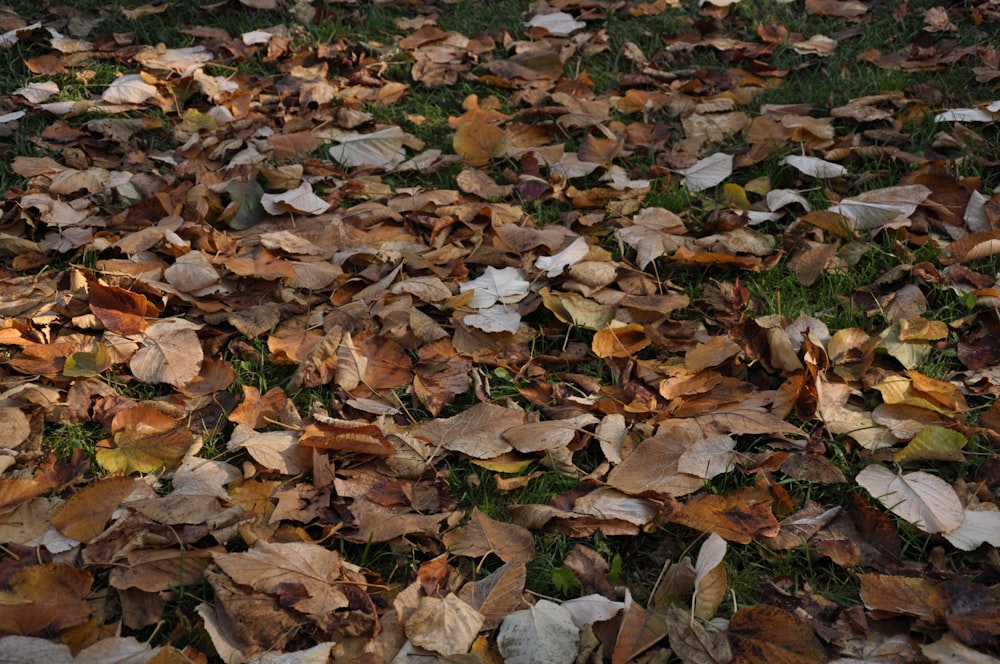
[856,465,965,534]
[677,153,733,192]
[102,74,158,104]
[460,266,530,309]
[692,532,727,621]
[413,402,525,459]
[458,560,527,630]
[405,593,485,655]
[443,507,535,563]
[727,605,825,663]
[129,319,204,388]
[329,126,407,169]
[50,476,136,542]
[497,599,579,664]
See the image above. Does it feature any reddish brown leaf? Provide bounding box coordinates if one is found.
[727,605,825,663]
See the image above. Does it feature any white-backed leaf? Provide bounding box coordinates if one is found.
[781,155,848,178]
[856,465,964,534]
[942,509,1000,551]
[460,266,530,309]
[329,126,406,169]
[464,306,522,334]
[260,181,330,216]
[535,237,589,277]
[497,599,579,664]
[677,152,733,192]
[102,75,158,104]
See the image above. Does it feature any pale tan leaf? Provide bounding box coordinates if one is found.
[502,414,599,453]
[260,181,330,216]
[856,465,965,534]
[692,532,727,621]
[212,540,349,618]
[677,153,733,192]
[227,424,310,475]
[413,402,524,459]
[942,509,1000,551]
[405,593,484,656]
[329,126,406,169]
[497,599,579,664]
[560,594,625,629]
[130,319,204,388]
[526,11,586,35]
[607,426,705,497]
[102,74,158,104]
[781,155,848,178]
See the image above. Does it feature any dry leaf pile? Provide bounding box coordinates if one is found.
[1,0,1000,662]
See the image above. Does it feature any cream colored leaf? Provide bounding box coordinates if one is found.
[677,153,733,192]
[693,534,727,621]
[102,74,158,104]
[781,155,848,178]
[329,126,406,169]
[535,237,589,277]
[14,81,59,104]
[942,509,1000,551]
[497,599,579,664]
[464,306,522,334]
[856,465,965,534]
[460,266,530,309]
[526,11,586,35]
[260,181,330,216]
[561,594,625,629]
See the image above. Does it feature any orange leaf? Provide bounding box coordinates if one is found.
[671,486,779,543]
[50,475,136,542]
[454,114,507,167]
[592,324,651,358]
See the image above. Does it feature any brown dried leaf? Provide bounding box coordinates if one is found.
[458,560,527,630]
[413,402,524,459]
[442,507,535,563]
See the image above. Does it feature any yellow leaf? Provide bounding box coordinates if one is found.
[63,343,111,377]
[893,425,966,463]
[721,182,751,210]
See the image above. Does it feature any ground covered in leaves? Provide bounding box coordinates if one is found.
[1,0,1000,661]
